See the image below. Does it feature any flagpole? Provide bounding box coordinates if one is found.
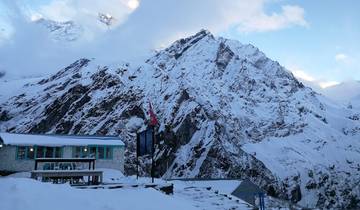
[136,133,139,180]
[136,156,139,180]
[151,126,155,183]
[148,100,158,184]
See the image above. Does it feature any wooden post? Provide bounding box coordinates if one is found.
[35,159,38,170]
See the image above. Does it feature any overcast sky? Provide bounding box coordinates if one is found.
[0,0,359,89]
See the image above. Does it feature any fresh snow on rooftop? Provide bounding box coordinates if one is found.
[0,133,124,147]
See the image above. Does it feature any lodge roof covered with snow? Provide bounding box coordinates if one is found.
[0,133,125,147]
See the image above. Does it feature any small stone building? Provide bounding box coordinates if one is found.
[0,133,125,174]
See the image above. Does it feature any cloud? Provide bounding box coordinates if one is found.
[288,66,339,90]
[0,0,308,79]
[318,81,340,89]
[0,0,89,78]
[36,0,138,35]
[335,53,349,63]
[291,69,315,82]
[237,5,308,32]
[83,0,308,65]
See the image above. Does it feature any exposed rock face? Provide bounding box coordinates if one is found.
[98,13,115,27]
[1,30,360,209]
[35,18,83,42]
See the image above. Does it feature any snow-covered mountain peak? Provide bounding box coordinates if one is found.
[154,29,215,60]
[148,30,302,97]
[1,30,360,209]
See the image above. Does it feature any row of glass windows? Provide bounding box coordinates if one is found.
[72,146,113,160]
[16,146,114,160]
[16,146,62,160]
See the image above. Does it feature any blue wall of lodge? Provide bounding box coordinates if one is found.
[15,145,123,160]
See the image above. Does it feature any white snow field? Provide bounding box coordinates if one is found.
[172,180,252,210]
[0,177,198,210]
[0,174,252,210]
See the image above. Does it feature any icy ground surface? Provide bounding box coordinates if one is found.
[171,180,241,194]
[1,170,252,210]
[104,170,252,209]
[171,180,252,210]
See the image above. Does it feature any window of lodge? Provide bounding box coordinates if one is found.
[26,147,35,159]
[36,147,45,158]
[16,146,62,160]
[72,146,113,159]
[16,146,26,159]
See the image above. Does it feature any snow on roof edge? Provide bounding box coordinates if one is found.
[0,132,125,147]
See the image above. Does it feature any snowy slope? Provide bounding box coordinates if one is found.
[0,77,44,104]
[1,30,360,209]
[0,177,199,210]
[349,95,360,110]
[320,80,360,104]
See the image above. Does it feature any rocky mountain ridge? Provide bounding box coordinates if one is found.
[1,30,360,209]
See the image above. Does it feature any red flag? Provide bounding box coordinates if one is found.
[148,101,158,126]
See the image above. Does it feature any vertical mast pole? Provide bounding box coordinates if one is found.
[151,127,155,183]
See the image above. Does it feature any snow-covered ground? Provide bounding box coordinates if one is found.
[172,180,252,210]
[171,180,241,194]
[0,177,198,210]
[0,171,252,210]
